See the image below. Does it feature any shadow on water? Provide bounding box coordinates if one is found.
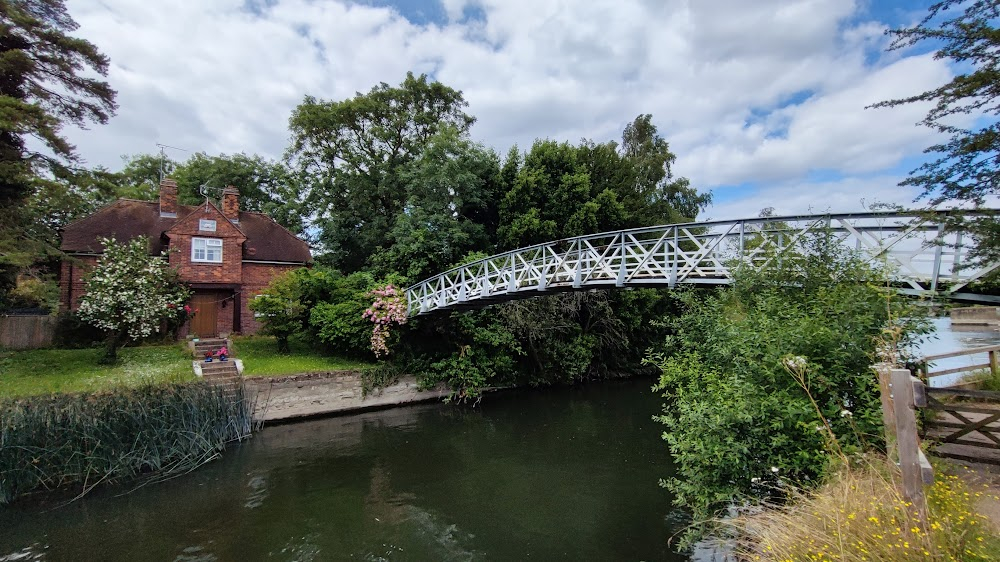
[0,378,694,561]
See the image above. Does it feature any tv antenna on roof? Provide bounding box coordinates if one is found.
[155,143,189,182]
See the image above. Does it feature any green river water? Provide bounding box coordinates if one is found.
[0,378,693,561]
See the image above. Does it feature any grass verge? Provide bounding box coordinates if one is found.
[726,457,1000,561]
[0,344,194,399]
[233,335,373,377]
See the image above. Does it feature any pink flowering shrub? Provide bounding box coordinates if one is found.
[362,284,408,357]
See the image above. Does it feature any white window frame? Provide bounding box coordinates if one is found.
[192,237,223,263]
[199,219,217,232]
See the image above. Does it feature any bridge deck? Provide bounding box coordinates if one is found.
[406,210,1000,316]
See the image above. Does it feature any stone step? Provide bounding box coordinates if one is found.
[201,361,237,373]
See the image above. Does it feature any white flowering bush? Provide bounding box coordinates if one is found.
[362,284,407,357]
[77,237,191,363]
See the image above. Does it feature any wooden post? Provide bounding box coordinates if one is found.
[874,363,897,456]
[990,349,998,378]
[891,368,929,527]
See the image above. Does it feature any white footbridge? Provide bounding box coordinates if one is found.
[405,211,1000,316]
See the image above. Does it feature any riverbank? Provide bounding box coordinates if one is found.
[247,371,450,423]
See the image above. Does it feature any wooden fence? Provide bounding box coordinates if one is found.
[0,314,56,349]
[924,387,1000,465]
[917,344,1000,384]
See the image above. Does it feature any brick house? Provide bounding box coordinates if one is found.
[59,178,311,337]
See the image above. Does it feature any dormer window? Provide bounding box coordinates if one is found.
[199,219,217,232]
[192,238,223,263]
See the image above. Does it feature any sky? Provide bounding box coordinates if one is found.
[64,0,958,221]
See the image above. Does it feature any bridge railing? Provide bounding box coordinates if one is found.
[406,210,999,316]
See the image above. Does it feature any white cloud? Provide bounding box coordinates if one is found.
[64,0,955,219]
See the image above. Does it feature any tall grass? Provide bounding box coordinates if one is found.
[0,381,254,504]
[724,458,1000,561]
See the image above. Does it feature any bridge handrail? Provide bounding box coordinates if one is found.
[405,209,986,293]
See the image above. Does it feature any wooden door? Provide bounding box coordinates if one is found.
[189,293,218,337]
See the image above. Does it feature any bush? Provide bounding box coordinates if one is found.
[648,235,929,538]
[52,311,104,348]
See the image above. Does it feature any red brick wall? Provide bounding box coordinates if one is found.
[59,256,98,312]
[239,262,302,334]
[166,204,246,285]
[169,235,245,284]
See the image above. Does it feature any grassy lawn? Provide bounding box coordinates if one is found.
[0,344,195,399]
[234,335,373,377]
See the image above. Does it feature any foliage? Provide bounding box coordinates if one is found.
[362,284,408,357]
[0,381,252,504]
[0,0,117,295]
[418,310,522,402]
[172,152,303,233]
[307,271,379,358]
[7,271,59,310]
[248,270,308,353]
[76,237,191,363]
[0,343,194,399]
[369,127,501,280]
[728,459,1000,561]
[873,1,1000,265]
[497,114,709,250]
[360,361,404,397]
[288,72,475,272]
[647,235,929,532]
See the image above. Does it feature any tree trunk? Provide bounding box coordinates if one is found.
[101,331,125,364]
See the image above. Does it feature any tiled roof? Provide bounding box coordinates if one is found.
[60,199,311,264]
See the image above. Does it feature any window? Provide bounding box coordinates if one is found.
[192,238,223,263]
[199,219,217,232]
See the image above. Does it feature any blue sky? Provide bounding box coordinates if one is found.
[67,0,974,219]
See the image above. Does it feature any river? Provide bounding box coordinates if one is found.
[0,378,688,561]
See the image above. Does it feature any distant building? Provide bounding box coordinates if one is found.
[59,179,311,337]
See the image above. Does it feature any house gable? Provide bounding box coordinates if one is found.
[166,200,247,285]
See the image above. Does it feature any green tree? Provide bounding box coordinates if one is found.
[173,152,303,233]
[872,1,1000,263]
[498,115,709,250]
[247,270,307,353]
[0,0,117,304]
[287,72,475,271]
[371,127,501,281]
[76,237,190,363]
[113,153,174,201]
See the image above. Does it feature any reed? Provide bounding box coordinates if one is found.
[0,380,255,504]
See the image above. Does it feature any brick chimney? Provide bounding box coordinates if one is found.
[159,178,178,217]
[221,185,240,223]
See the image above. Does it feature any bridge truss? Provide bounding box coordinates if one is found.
[405,211,1000,316]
